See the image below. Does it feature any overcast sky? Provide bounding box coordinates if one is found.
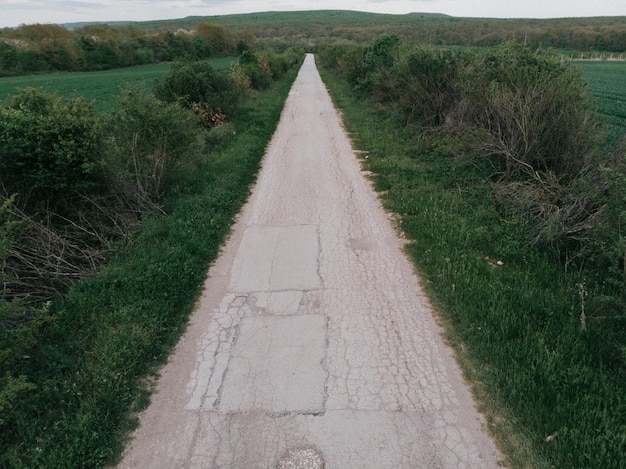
[1,0,625,29]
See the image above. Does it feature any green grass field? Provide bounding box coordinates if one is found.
[0,58,237,113]
[576,60,626,144]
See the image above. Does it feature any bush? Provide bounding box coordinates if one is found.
[238,50,272,90]
[0,88,103,215]
[316,44,366,83]
[354,33,400,93]
[384,48,470,125]
[154,59,240,115]
[104,86,203,205]
[205,122,237,150]
[457,43,601,181]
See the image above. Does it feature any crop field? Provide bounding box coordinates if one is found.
[576,60,626,144]
[0,57,237,113]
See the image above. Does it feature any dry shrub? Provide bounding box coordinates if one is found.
[491,171,606,248]
[190,102,228,128]
[453,43,601,183]
[1,195,105,303]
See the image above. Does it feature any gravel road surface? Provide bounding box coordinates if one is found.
[119,54,503,468]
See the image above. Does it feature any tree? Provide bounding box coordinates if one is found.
[195,23,237,57]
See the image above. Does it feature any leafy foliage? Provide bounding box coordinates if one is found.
[386,47,469,125]
[169,10,626,52]
[0,88,103,215]
[353,33,400,93]
[0,22,252,76]
[105,85,203,203]
[456,43,601,181]
[154,59,240,113]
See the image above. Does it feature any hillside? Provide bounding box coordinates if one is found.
[129,10,626,51]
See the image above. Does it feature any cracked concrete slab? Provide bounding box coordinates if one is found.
[218,315,328,414]
[230,225,323,293]
[118,54,504,468]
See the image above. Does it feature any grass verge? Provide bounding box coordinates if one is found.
[1,65,299,468]
[319,67,626,468]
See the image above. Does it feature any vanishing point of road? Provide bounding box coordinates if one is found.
[119,54,503,468]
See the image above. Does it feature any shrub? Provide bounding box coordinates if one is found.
[383,48,470,125]
[238,50,272,90]
[355,34,400,93]
[154,59,240,114]
[456,43,601,182]
[0,88,103,215]
[316,44,366,83]
[104,86,203,205]
[205,122,237,150]
[227,62,252,96]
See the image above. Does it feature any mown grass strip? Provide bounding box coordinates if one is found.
[2,65,299,469]
[319,67,626,469]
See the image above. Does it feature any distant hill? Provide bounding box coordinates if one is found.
[62,20,134,30]
[126,10,626,51]
[6,10,626,52]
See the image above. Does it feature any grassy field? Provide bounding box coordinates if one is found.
[576,60,626,144]
[0,58,236,113]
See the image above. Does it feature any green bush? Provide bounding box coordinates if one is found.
[316,44,366,83]
[384,48,470,125]
[0,88,103,215]
[154,59,240,115]
[451,44,607,257]
[238,50,272,90]
[104,86,203,205]
[354,33,400,93]
[205,122,237,150]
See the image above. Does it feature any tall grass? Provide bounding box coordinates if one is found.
[0,65,298,468]
[319,67,626,469]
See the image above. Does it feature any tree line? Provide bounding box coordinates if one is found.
[2,12,624,77]
[180,11,626,52]
[0,22,253,75]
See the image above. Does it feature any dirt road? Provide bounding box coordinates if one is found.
[119,54,503,468]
